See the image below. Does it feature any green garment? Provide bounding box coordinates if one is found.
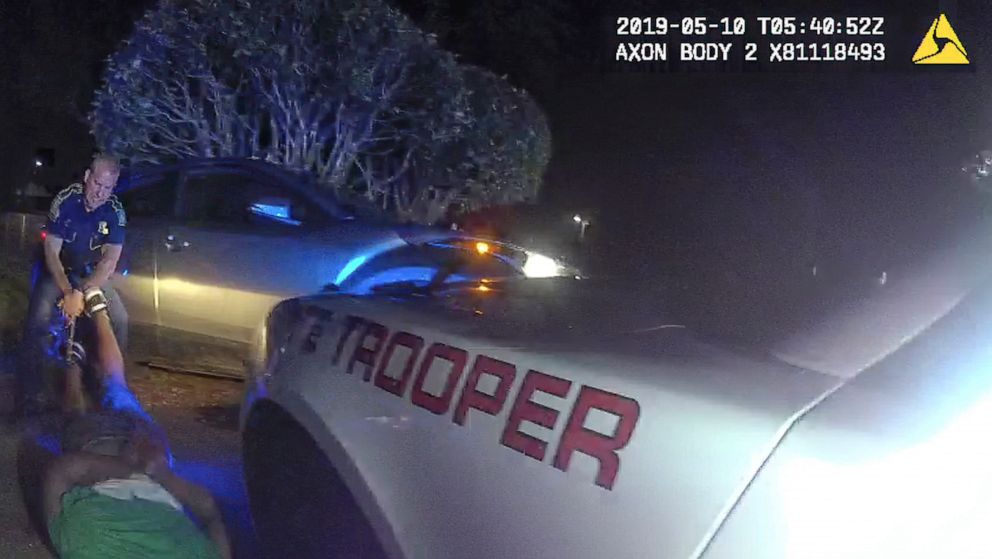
[49,486,221,559]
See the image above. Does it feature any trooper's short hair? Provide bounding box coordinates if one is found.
[90,153,121,175]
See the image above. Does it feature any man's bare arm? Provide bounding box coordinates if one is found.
[82,243,123,291]
[42,452,135,525]
[91,311,127,384]
[152,471,232,559]
[43,235,73,295]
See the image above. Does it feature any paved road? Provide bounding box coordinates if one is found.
[0,354,259,558]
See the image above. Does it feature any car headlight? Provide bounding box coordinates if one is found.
[522,251,564,278]
[429,237,575,279]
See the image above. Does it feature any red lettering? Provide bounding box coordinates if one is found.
[290,314,319,355]
[452,355,516,426]
[553,386,640,490]
[334,315,365,365]
[296,306,335,354]
[347,322,388,381]
[500,371,572,462]
[411,343,468,415]
[373,332,424,397]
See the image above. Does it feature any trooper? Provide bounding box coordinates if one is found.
[19,153,129,415]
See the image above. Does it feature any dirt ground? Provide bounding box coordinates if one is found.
[0,353,258,558]
[0,212,258,557]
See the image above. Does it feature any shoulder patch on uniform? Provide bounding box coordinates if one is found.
[49,184,83,221]
[110,196,127,227]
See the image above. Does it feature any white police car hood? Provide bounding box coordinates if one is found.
[347,273,951,379]
[258,215,992,559]
[274,277,844,559]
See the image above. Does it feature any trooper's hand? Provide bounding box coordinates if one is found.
[61,290,84,318]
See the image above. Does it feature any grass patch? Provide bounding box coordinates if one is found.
[0,270,29,351]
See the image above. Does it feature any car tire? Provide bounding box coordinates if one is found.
[243,402,390,559]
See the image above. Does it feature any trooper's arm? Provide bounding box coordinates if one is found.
[82,243,123,292]
[43,235,74,297]
[45,235,85,318]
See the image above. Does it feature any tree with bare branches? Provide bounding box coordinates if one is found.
[90,0,550,224]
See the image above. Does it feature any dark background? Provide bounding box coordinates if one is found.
[2,0,990,336]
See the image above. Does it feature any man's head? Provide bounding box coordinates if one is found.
[83,154,121,210]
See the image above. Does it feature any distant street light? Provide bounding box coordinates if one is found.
[34,159,43,167]
[572,214,590,241]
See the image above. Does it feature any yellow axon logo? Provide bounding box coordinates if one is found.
[98,221,109,235]
[913,14,968,64]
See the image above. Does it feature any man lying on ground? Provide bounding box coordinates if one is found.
[41,288,231,559]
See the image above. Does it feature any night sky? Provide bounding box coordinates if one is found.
[3,0,992,335]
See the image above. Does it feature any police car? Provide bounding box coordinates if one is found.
[240,215,992,559]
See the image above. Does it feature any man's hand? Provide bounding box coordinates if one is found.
[60,290,84,318]
[139,441,233,559]
[125,435,170,479]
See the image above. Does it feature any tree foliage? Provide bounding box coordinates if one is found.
[90,0,551,223]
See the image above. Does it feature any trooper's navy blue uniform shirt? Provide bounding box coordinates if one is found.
[48,184,127,284]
